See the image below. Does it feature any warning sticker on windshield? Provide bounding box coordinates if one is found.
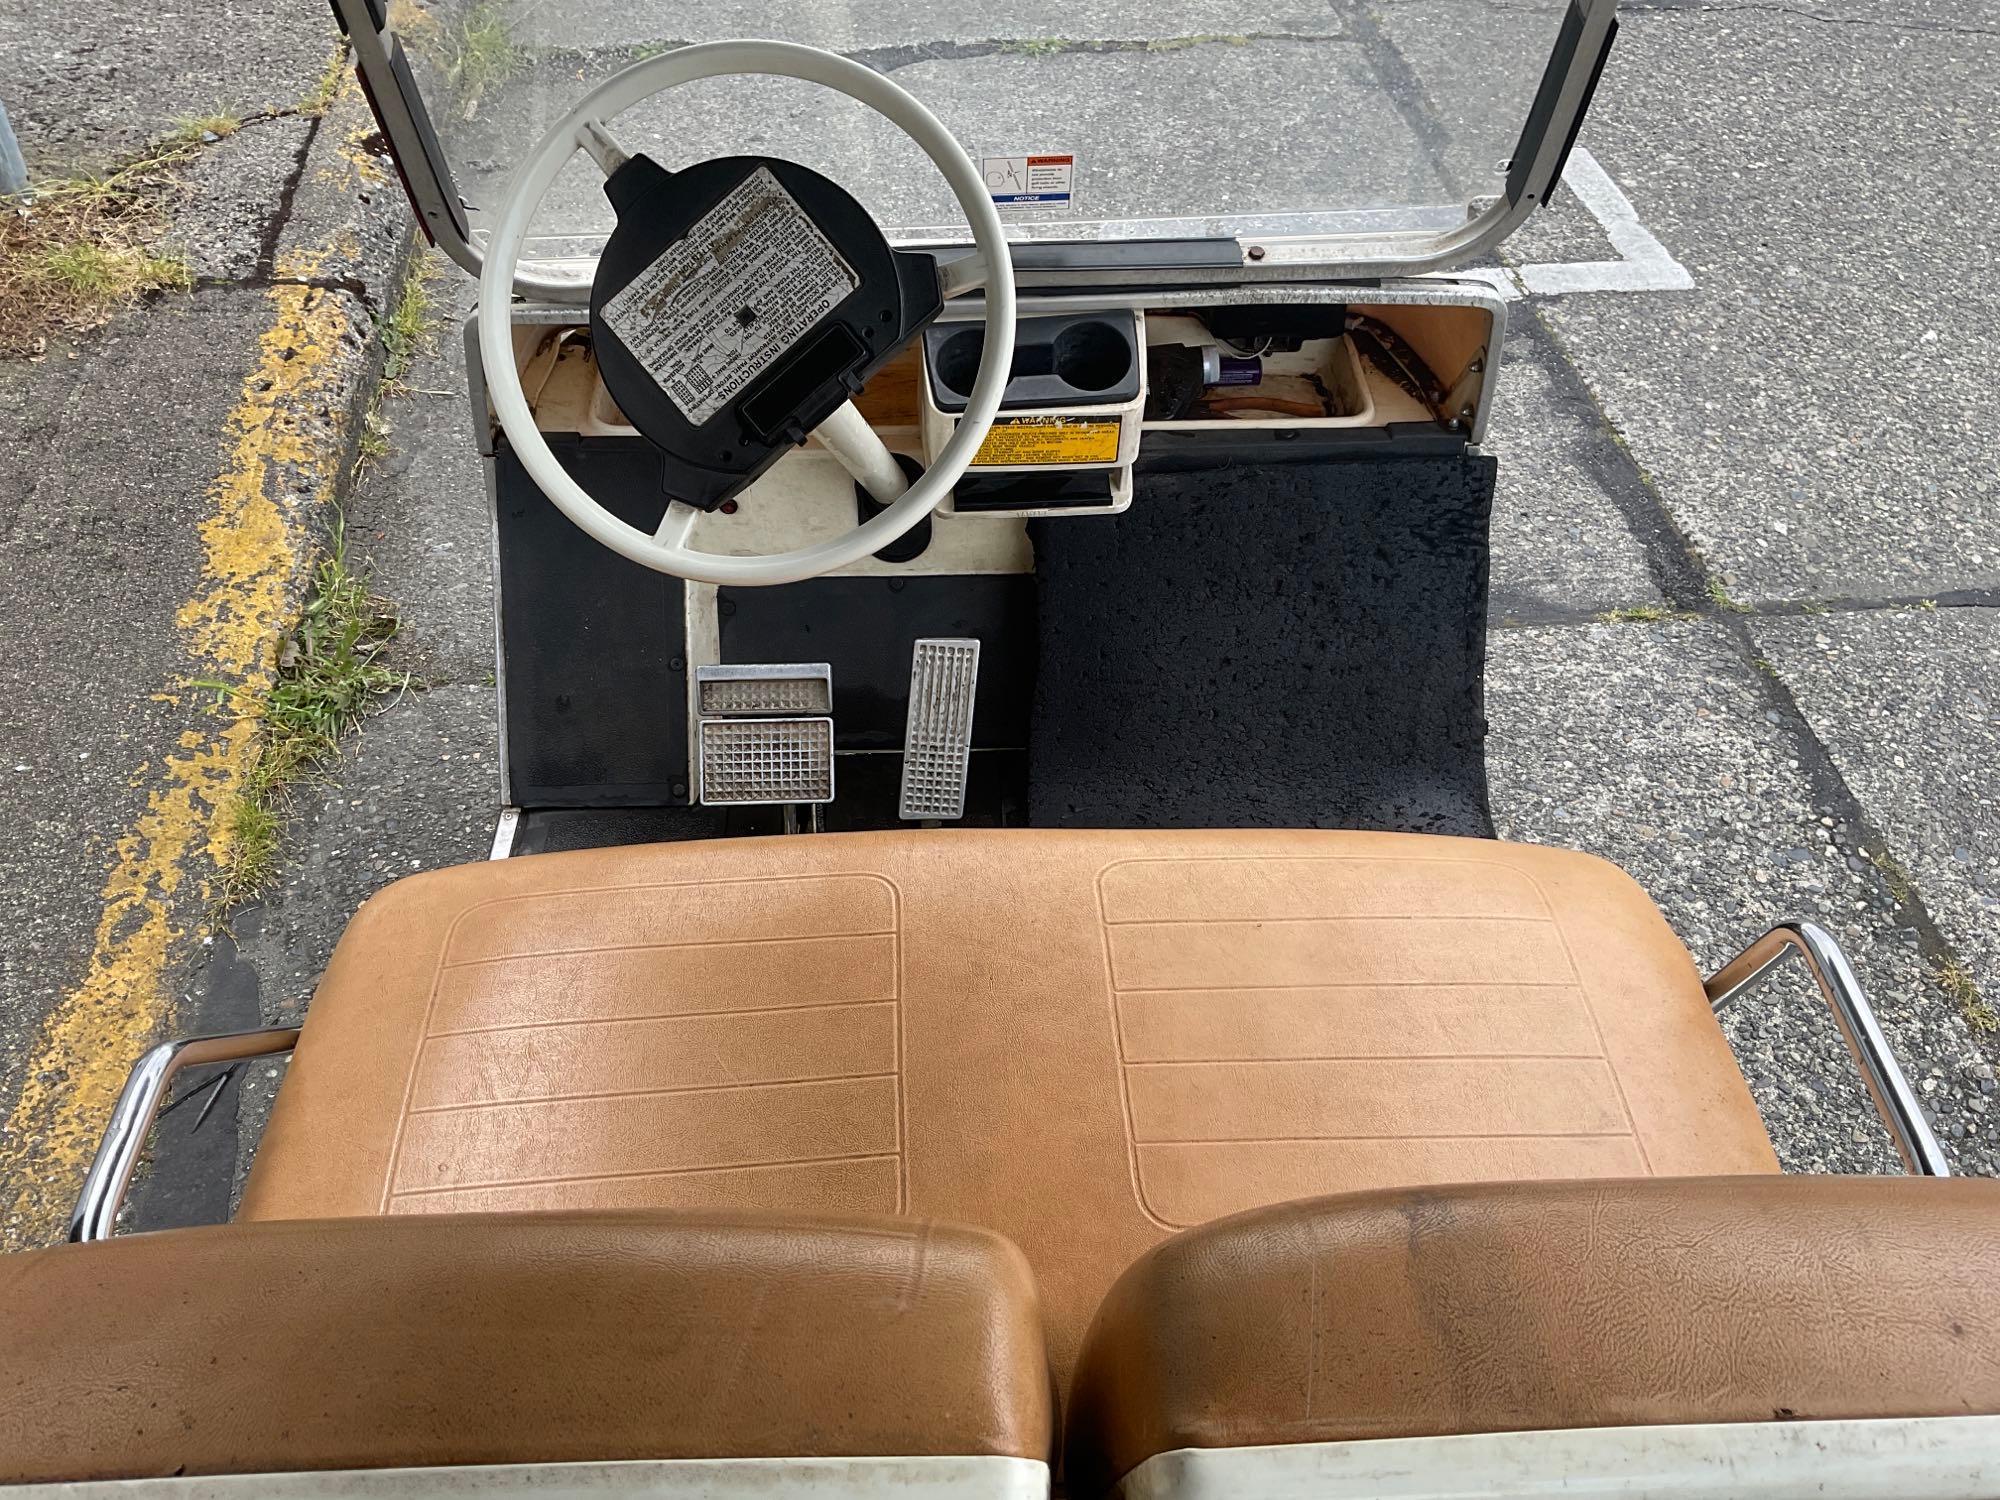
[981,153,1076,210]
[971,415,1121,467]
[600,166,859,428]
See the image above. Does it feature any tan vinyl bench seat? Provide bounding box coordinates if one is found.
[239,828,1780,1387]
[0,1211,1053,1485]
[1063,1177,2000,1497]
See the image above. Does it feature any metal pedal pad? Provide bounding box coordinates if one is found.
[695,665,835,806]
[696,663,832,718]
[699,717,835,805]
[899,639,980,821]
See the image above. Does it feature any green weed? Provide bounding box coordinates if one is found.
[380,258,438,381]
[1595,603,1678,624]
[167,113,242,148]
[302,48,347,117]
[0,131,211,354]
[1942,961,1999,1034]
[1706,578,1751,614]
[198,518,407,904]
[395,0,521,118]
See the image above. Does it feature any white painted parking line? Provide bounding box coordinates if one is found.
[1509,147,1696,298]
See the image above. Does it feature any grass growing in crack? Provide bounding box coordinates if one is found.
[357,254,444,475]
[1941,961,1999,1035]
[1865,846,1914,908]
[1143,33,1250,51]
[1596,603,1679,624]
[41,242,189,303]
[381,261,437,381]
[1706,578,1751,614]
[0,134,206,355]
[356,412,392,468]
[201,519,407,903]
[167,113,242,148]
[303,48,347,117]
[1000,37,1076,56]
[393,0,520,118]
[456,4,522,105]
[1,64,344,355]
[1000,33,1251,56]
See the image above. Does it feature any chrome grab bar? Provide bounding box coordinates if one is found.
[68,1027,301,1243]
[1707,923,1950,1178]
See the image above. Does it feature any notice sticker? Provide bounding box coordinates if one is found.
[981,153,1076,210]
[971,415,1121,467]
[600,166,859,428]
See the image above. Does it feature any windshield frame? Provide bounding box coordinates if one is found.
[331,0,1617,303]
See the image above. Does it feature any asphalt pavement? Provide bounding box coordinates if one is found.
[1,0,1996,1242]
[0,1,405,1243]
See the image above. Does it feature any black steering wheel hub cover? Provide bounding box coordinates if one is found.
[588,154,942,512]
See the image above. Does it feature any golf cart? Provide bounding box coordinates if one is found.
[7,1,2000,1493]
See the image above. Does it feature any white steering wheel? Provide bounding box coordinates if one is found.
[477,40,1017,587]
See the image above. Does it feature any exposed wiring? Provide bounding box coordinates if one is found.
[1215,333,1275,358]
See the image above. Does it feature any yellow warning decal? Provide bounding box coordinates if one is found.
[970,415,1121,467]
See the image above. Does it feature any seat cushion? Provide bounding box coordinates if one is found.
[0,1211,1053,1484]
[240,828,1777,1384]
[1063,1177,2000,1497]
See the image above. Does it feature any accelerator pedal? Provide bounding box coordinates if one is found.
[899,639,980,821]
[695,664,835,806]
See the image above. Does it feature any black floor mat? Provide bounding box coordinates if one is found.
[1029,455,1497,835]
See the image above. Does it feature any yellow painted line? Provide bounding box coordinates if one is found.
[0,272,363,1249]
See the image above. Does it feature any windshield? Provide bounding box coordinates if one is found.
[384,0,1574,258]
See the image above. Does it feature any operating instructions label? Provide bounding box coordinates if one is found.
[601,166,859,427]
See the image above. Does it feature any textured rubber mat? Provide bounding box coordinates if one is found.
[1029,455,1497,835]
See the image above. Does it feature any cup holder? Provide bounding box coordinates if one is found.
[933,327,987,401]
[1052,320,1132,393]
[923,311,1141,413]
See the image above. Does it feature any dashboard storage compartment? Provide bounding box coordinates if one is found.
[1139,314,1375,431]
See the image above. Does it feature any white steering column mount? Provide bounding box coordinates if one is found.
[477,40,1016,587]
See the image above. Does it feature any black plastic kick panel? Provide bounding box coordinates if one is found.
[589,154,942,512]
[495,437,689,808]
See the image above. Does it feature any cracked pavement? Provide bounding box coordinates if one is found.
[0,2,408,1243]
[0,0,1996,1244]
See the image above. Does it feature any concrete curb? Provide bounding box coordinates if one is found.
[0,57,420,1248]
[126,70,427,1237]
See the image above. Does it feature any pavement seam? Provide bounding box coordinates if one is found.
[1725,621,1997,1041]
[1621,1,2000,40]
[250,91,324,282]
[190,272,380,306]
[1514,309,1713,613]
[1519,299,2000,1135]
[1337,1,1461,190]
[1494,595,2000,631]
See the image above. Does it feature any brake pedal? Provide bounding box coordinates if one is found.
[899,639,980,821]
[695,664,835,805]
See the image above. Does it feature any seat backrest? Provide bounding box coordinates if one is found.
[1064,1176,2000,1498]
[0,1210,1054,1487]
